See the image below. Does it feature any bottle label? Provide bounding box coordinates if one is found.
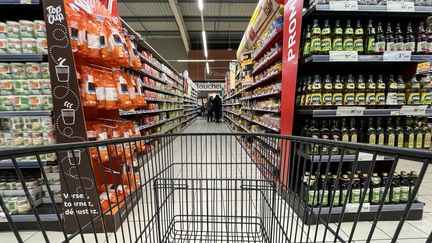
[417,41,427,53]
[319,190,329,206]
[342,134,349,142]
[404,42,415,52]
[388,134,395,146]
[312,28,321,35]
[424,133,431,149]
[357,83,366,89]
[334,84,343,89]
[386,92,398,105]
[395,42,404,51]
[407,93,421,105]
[400,186,409,202]
[308,190,317,206]
[323,93,333,105]
[344,93,355,105]
[311,94,322,106]
[376,93,386,105]
[367,38,376,52]
[341,189,348,203]
[355,93,366,105]
[351,188,361,203]
[369,134,376,144]
[428,42,432,54]
[321,38,331,52]
[346,83,355,89]
[354,38,364,52]
[366,93,376,105]
[333,38,343,51]
[303,42,311,56]
[343,38,354,51]
[312,83,321,90]
[416,134,423,149]
[351,134,358,143]
[386,42,395,51]
[378,134,385,145]
[420,92,431,105]
[408,133,414,148]
[372,187,381,203]
[368,83,376,89]
[311,38,321,52]
[96,87,105,101]
[324,84,333,89]
[375,41,385,53]
[391,187,401,203]
[381,187,390,203]
[305,94,311,105]
[332,190,340,206]
[333,94,343,105]
[377,83,386,89]
[397,93,406,105]
[397,133,404,147]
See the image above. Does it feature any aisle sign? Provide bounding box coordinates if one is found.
[400,105,428,116]
[336,106,366,116]
[329,51,358,62]
[387,1,415,12]
[329,0,358,11]
[383,51,411,61]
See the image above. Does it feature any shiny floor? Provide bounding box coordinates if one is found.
[2,119,431,242]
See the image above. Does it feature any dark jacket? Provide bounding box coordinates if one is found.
[213,96,222,112]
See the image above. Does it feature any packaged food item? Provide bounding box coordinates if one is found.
[0,22,6,38]
[22,131,32,146]
[0,63,11,79]
[107,19,129,67]
[13,132,24,146]
[25,63,41,79]
[0,96,14,111]
[40,117,52,132]
[36,38,47,54]
[6,21,20,38]
[29,95,42,110]
[79,66,97,107]
[11,63,26,79]
[0,80,13,95]
[33,21,46,38]
[12,80,25,94]
[21,38,36,54]
[28,79,42,94]
[41,95,52,110]
[17,197,31,214]
[65,4,87,55]
[21,117,33,131]
[115,71,132,110]
[94,70,106,108]
[7,38,22,54]
[32,132,43,145]
[104,76,119,109]
[6,198,18,214]
[19,20,34,38]
[14,95,29,110]
[86,17,102,60]
[41,62,49,78]
[42,79,51,94]
[10,117,23,131]
[0,38,7,54]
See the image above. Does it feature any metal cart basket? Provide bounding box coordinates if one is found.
[0,133,431,243]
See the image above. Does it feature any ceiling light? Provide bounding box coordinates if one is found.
[198,0,203,11]
[202,31,208,58]
[206,62,210,74]
[177,59,215,63]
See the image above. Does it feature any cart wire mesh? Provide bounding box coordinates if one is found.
[0,133,431,243]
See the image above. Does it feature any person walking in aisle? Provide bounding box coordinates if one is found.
[213,95,222,123]
[206,96,214,122]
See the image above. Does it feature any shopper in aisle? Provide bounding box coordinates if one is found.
[213,95,222,123]
[206,96,214,122]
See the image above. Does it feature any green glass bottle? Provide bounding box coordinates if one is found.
[310,19,321,55]
[354,20,364,54]
[303,24,311,57]
[366,20,376,54]
[321,20,331,55]
[343,20,354,51]
[332,19,343,51]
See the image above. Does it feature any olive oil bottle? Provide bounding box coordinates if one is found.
[303,25,312,57]
[354,20,364,54]
[366,75,376,107]
[391,173,401,204]
[367,117,377,145]
[333,75,344,106]
[404,118,415,149]
[407,76,421,105]
[397,75,406,106]
[310,19,321,55]
[405,22,416,52]
[322,74,333,107]
[355,74,366,106]
[400,171,410,203]
[330,120,341,155]
[341,118,350,142]
[375,74,386,107]
[309,120,320,154]
[318,175,329,206]
[376,117,385,146]
[381,172,390,204]
[366,20,376,54]
[422,118,431,149]
[394,23,404,51]
[420,75,431,105]
[386,74,398,107]
[321,20,331,55]
[321,120,331,155]
[385,22,395,51]
[395,117,404,148]
[370,173,381,205]
[414,118,423,149]
[329,175,340,206]
[305,76,313,108]
[386,118,396,147]
[332,19,343,51]
[343,20,354,51]
[344,74,356,106]
[375,22,386,54]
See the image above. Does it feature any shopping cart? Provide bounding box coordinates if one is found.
[0,133,431,243]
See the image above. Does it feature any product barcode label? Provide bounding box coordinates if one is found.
[387,1,415,12]
[336,106,365,116]
[383,51,411,61]
[400,105,428,116]
[329,0,358,10]
[359,152,385,161]
[345,203,371,213]
[20,0,32,4]
[329,51,358,62]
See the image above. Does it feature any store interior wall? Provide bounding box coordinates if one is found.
[188,50,236,81]
[146,38,189,72]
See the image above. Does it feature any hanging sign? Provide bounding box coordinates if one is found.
[196,82,224,91]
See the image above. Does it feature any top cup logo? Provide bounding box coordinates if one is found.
[47,5,65,24]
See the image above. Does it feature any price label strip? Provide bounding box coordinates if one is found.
[387,1,415,12]
[383,51,411,62]
[345,203,371,213]
[336,106,366,116]
[400,105,428,116]
[359,152,385,161]
[329,51,359,62]
[20,0,32,3]
[329,0,358,10]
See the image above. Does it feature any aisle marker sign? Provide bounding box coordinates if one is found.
[387,1,415,11]
[329,0,358,10]
[383,51,411,61]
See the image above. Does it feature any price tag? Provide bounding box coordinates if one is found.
[329,0,358,10]
[329,51,359,62]
[345,203,371,213]
[400,105,428,116]
[336,106,365,116]
[20,0,32,3]
[387,1,415,12]
[359,152,385,161]
[383,51,411,61]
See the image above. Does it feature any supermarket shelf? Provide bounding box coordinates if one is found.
[241,115,280,132]
[137,116,181,131]
[183,108,195,112]
[224,114,250,133]
[146,97,183,103]
[241,90,281,100]
[296,108,432,117]
[0,110,51,117]
[140,56,179,83]
[184,99,197,104]
[299,152,394,162]
[303,54,432,64]
[224,110,241,116]
[252,29,283,62]
[223,103,241,106]
[141,82,182,97]
[0,0,39,4]
[303,3,432,17]
[242,107,280,113]
[183,104,198,107]
[120,108,183,116]
[243,71,282,91]
[252,49,282,76]
[135,69,168,85]
[0,160,46,169]
[225,90,243,100]
[0,54,45,62]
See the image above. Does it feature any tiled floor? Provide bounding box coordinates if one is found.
[4,119,432,242]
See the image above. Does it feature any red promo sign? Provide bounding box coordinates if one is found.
[101,0,122,27]
[279,0,304,187]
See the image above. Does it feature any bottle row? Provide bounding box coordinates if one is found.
[304,170,418,207]
[303,19,432,55]
[296,74,431,107]
[300,117,432,151]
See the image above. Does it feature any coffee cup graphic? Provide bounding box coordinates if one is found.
[61,108,75,125]
[55,58,69,83]
[67,150,81,166]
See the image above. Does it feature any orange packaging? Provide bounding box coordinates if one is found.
[100,18,112,64]
[99,194,110,212]
[65,2,88,55]
[86,16,102,60]
[80,66,97,107]
[94,70,106,109]
[106,20,129,67]
[115,71,132,110]
[93,123,109,162]
[129,75,146,108]
[125,36,141,69]
[104,72,119,110]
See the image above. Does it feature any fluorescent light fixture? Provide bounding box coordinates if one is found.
[177,59,215,63]
[198,0,203,10]
[202,31,208,58]
[206,62,210,74]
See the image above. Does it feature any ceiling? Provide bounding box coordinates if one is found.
[117,0,257,51]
